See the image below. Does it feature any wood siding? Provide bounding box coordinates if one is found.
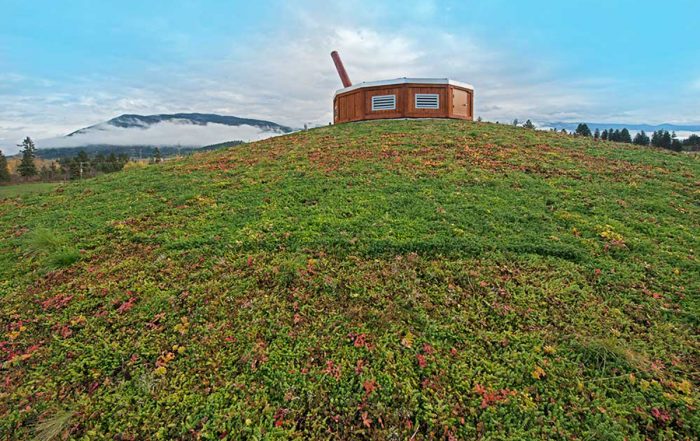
[334,83,473,124]
[451,87,470,119]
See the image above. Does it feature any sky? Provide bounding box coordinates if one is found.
[1,0,699,154]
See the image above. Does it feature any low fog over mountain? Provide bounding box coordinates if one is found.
[37,113,294,150]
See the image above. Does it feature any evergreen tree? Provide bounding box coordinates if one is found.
[683,134,700,151]
[670,132,682,151]
[93,153,107,173]
[39,165,51,181]
[0,150,11,182]
[75,150,89,163]
[153,147,163,163]
[594,128,600,140]
[523,120,535,129]
[575,123,592,137]
[512,119,519,126]
[560,129,568,135]
[633,131,650,146]
[67,158,81,180]
[117,153,129,170]
[601,130,608,141]
[685,134,700,145]
[106,153,118,172]
[58,158,69,179]
[74,150,91,179]
[662,131,672,149]
[620,128,632,143]
[49,162,58,180]
[651,130,673,150]
[17,137,37,178]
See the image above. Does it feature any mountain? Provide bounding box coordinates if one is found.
[543,121,700,135]
[66,113,293,137]
[37,113,294,154]
[2,120,698,439]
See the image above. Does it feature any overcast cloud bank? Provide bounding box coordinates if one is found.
[38,120,284,149]
[1,1,699,154]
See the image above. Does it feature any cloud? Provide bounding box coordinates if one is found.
[2,1,699,154]
[39,121,281,148]
[220,19,606,127]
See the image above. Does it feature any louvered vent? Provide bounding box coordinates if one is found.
[371,95,396,111]
[415,94,439,109]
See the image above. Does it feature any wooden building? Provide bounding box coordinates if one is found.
[330,52,474,124]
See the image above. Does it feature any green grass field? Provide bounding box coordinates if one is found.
[0,182,59,199]
[1,120,698,439]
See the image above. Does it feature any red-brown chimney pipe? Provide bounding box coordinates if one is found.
[331,51,352,88]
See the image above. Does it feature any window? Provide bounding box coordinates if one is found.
[415,93,439,109]
[371,95,396,111]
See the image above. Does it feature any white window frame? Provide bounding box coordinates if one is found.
[371,95,397,111]
[415,93,440,109]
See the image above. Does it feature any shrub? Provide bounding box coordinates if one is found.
[25,228,81,270]
[123,161,149,171]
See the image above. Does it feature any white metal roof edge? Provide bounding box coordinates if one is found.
[334,78,474,96]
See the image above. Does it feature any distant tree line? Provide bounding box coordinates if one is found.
[1,135,248,185]
[572,123,698,152]
[598,127,633,143]
[56,150,131,180]
[496,120,699,152]
[512,119,536,129]
[0,137,136,184]
[33,141,244,161]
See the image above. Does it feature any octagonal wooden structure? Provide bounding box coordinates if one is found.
[333,78,474,124]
